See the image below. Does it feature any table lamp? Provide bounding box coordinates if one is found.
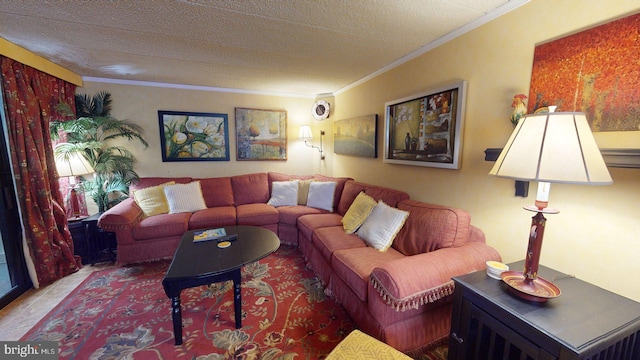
[489,109,612,301]
[55,150,95,218]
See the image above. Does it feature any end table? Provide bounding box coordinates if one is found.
[81,213,117,265]
[448,260,640,359]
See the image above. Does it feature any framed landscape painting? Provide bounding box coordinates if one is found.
[528,12,640,132]
[384,80,467,169]
[333,114,377,158]
[158,110,229,162]
[235,108,287,161]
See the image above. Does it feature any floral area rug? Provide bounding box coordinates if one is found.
[21,246,356,359]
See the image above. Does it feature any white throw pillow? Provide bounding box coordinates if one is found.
[356,200,409,251]
[306,181,337,212]
[267,180,299,207]
[163,181,207,214]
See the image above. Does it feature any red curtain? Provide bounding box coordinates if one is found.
[0,56,80,286]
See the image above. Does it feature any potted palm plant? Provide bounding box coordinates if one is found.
[52,91,148,212]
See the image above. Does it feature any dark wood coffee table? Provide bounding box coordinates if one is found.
[162,225,280,345]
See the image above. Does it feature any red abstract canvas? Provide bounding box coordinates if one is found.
[528,12,640,132]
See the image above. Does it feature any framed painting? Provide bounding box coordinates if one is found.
[158,110,230,162]
[384,80,467,169]
[528,12,640,132]
[333,114,377,158]
[235,107,287,161]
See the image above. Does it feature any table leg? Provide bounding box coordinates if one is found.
[171,295,183,345]
[233,269,242,328]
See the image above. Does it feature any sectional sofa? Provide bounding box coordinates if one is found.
[98,172,501,354]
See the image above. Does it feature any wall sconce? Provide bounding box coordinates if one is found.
[298,125,325,160]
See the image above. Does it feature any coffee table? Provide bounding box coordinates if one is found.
[162,225,280,345]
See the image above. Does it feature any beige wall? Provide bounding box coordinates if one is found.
[78,82,331,177]
[333,0,640,301]
[80,0,640,301]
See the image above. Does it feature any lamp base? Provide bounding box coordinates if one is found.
[501,271,561,302]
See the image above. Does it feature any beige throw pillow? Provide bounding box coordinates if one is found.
[356,200,409,251]
[267,180,299,207]
[341,191,377,234]
[163,181,207,214]
[306,181,337,212]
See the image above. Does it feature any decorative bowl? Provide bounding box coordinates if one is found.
[486,261,509,280]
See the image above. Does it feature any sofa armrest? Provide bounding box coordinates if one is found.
[370,242,501,311]
[98,198,143,246]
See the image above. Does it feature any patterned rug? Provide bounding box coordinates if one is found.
[21,245,447,359]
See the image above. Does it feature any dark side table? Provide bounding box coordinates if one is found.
[82,213,117,265]
[448,260,640,359]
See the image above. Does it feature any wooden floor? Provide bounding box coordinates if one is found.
[0,262,115,340]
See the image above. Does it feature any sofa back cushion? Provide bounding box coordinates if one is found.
[337,181,410,215]
[198,177,235,207]
[392,199,471,256]
[130,177,192,196]
[231,173,269,205]
[313,174,352,214]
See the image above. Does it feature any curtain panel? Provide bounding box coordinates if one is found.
[0,56,80,286]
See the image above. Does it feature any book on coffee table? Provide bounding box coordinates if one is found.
[193,228,226,242]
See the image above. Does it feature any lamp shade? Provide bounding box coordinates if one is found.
[489,112,612,185]
[298,125,313,140]
[55,151,95,178]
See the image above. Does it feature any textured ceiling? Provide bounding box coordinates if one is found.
[0,0,527,97]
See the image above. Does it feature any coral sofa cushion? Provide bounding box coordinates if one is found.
[231,173,269,205]
[307,181,337,212]
[267,180,299,207]
[164,181,207,214]
[132,212,191,240]
[236,203,279,225]
[356,201,409,251]
[393,199,471,256]
[189,206,237,229]
[133,181,175,217]
[198,177,234,207]
[341,191,377,234]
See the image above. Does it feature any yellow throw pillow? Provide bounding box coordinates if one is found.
[341,191,377,234]
[134,181,175,217]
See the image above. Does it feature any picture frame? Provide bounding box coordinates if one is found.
[235,107,287,161]
[333,114,377,158]
[384,80,467,169]
[528,12,640,132]
[158,110,230,162]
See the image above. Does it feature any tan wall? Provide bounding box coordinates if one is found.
[80,0,640,301]
[332,0,640,301]
[78,82,331,177]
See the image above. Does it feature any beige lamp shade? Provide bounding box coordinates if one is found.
[489,112,612,185]
[55,151,95,178]
[298,125,313,140]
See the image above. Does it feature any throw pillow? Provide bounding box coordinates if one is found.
[356,200,409,251]
[163,181,208,214]
[306,181,337,212]
[297,179,315,205]
[341,191,377,234]
[133,181,175,217]
[267,180,299,207]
